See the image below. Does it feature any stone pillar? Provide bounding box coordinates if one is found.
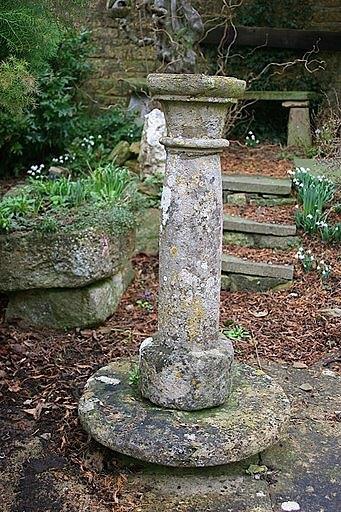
[282,101,312,148]
[139,74,245,411]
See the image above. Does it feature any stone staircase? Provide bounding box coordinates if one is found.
[221,173,296,292]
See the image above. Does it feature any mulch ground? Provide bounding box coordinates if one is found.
[1,144,340,510]
[221,142,292,177]
[224,203,296,224]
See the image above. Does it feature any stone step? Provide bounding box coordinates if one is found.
[221,255,294,280]
[223,215,296,237]
[222,174,292,196]
[221,255,294,292]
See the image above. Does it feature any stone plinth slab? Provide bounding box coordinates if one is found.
[223,215,296,236]
[222,255,294,280]
[222,174,292,195]
[79,359,290,467]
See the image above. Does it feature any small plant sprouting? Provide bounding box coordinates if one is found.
[128,365,140,388]
[136,299,154,312]
[223,324,251,341]
[36,216,59,233]
[245,131,260,148]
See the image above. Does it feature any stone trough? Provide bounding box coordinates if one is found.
[1,219,134,329]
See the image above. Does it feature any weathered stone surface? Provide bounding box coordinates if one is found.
[249,196,296,206]
[5,266,133,330]
[135,208,160,255]
[121,468,272,512]
[0,227,135,292]
[138,108,167,176]
[242,91,318,101]
[138,73,246,411]
[110,140,131,165]
[286,106,312,148]
[226,193,247,205]
[222,174,292,195]
[222,255,294,280]
[78,359,290,467]
[223,215,296,236]
[222,273,292,292]
[3,361,339,512]
[253,234,300,249]
[223,232,253,247]
[47,166,70,179]
[148,73,245,100]
[223,231,299,249]
[139,334,234,411]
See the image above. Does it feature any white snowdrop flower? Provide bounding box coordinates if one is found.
[98,135,102,139]
[246,136,250,141]
[31,165,38,171]
[256,139,259,143]
[248,131,253,135]
[251,134,255,140]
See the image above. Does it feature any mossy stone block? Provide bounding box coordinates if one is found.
[5,267,133,330]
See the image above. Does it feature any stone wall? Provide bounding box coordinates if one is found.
[86,1,340,106]
[86,0,156,106]
[310,1,341,97]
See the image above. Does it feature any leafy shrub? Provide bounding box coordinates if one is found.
[0,29,141,177]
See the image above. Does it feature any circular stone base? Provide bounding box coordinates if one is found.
[78,360,290,467]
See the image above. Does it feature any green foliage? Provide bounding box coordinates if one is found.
[128,365,140,388]
[136,299,154,312]
[0,0,89,113]
[0,163,138,232]
[296,247,332,280]
[245,131,260,148]
[223,324,250,341]
[292,167,340,243]
[236,0,312,29]
[0,1,61,69]
[0,29,141,177]
[0,57,37,113]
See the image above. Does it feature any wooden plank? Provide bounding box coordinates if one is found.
[202,25,341,52]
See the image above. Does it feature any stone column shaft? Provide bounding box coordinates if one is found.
[139,74,246,411]
[158,148,223,350]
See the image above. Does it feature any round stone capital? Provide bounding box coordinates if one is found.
[147,74,246,103]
